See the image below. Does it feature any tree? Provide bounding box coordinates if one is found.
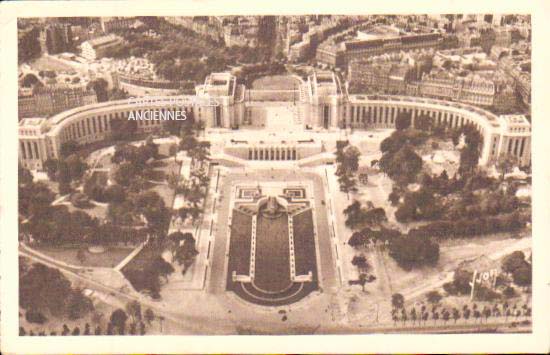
[20,263,72,317]
[445,268,473,295]
[167,171,182,191]
[340,145,361,174]
[503,286,516,299]
[343,200,362,220]
[394,199,416,222]
[400,309,408,324]
[174,237,199,270]
[422,311,429,324]
[84,323,91,335]
[19,181,56,220]
[391,293,405,309]
[463,308,471,322]
[188,141,210,162]
[451,130,461,146]
[66,290,94,320]
[60,141,79,159]
[129,322,137,335]
[364,208,387,226]
[343,201,387,230]
[388,188,400,206]
[110,309,128,333]
[19,166,33,185]
[473,310,481,323]
[354,273,371,292]
[432,311,439,324]
[139,321,146,335]
[502,251,527,274]
[77,248,87,264]
[125,300,142,323]
[21,73,41,87]
[169,144,179,161]
[179,131,199,152]
[426,290,442,305]
[442,309,450,324]
[512,264,532,288]
[110,118,138,141]
[113,162,138,187]
[144,308,155,325]
[379,144,423,185]
[395,111,412,130]
[87,78,109,102]
[415,114,433,131]
[25,309,47,324]
[410,307,417,324]
[152,256,175,279]
[459,129,482,176]
[351,255,370,272]
[452,308,460,323]
[58,180,72,195]
[106,322,114,335]
[482,306,492,322]
[496,155,519,181]
[65,155,88,181]
[104,184,126,203]
[388,235,440,270]
[337,173,358,193]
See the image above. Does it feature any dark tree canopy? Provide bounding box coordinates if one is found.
[379,144,423,185]
[20,263,93,319]
[388,235,440,270]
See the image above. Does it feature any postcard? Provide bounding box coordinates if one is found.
[1,0,549,353]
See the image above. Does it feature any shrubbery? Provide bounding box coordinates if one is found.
[407,212,528,240]
[123,256,174,299]
[20,264,94,321]
[25,309,47,324]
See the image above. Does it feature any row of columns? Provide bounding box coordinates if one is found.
[20,140,41,160]
[61,108,181,142]
[502,136,529,161]
[248,147,297,160]
[63,114,111,141]
[347,104,481,132]
[348,105,398,126]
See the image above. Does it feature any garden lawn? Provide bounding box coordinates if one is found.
[35,245,133,268]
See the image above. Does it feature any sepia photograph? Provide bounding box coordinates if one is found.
[2,0,550,353]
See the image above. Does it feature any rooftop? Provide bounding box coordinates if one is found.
[499,114,530,126]
[84,34,122,48]
[356,25,402,40]
[310,71,342,97]
[19,117,47,127]
[200,72,236,97]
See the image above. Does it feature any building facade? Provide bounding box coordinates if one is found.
[100,17,136,33]
[410,72,495,107]
[18,86,98,120]
[342,95,530,166]
[19,71,530,170]
[80,34,123,60]
[113,72,192,96]
[40,23,73,54]
[348,61,415,95]
[316,32,442,68]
